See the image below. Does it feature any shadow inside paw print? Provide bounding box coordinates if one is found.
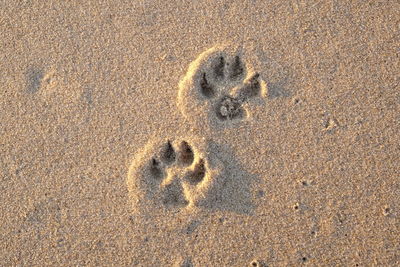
[179,141,195,166]
[127,137,260,215]
[161,178,188,208]
[214,73,263,121]
[198,57,264,122]
[185,158,207,185]
[128,138,211,213]
[178,46,267,129]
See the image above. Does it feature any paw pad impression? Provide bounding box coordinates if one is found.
[178,45,267,128]
[127,137,225,212]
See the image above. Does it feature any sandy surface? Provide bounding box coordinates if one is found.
[1,1,399,266]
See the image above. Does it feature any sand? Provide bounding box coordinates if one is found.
[1,1,399,266]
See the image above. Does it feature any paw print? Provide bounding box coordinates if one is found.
[127,137,225,212]
[128,137,259,215]
[178,45,267,129]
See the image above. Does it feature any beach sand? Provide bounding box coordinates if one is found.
[1,1,399,266]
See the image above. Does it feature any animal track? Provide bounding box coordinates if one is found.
[178,45,267,128]
[127,137,258,215]
[127,137,226,212]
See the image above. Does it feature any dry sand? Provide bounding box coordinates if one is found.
[1,1,399,266]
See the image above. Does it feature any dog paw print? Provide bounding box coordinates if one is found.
[178,45,267,128]
[127,137,225,212]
